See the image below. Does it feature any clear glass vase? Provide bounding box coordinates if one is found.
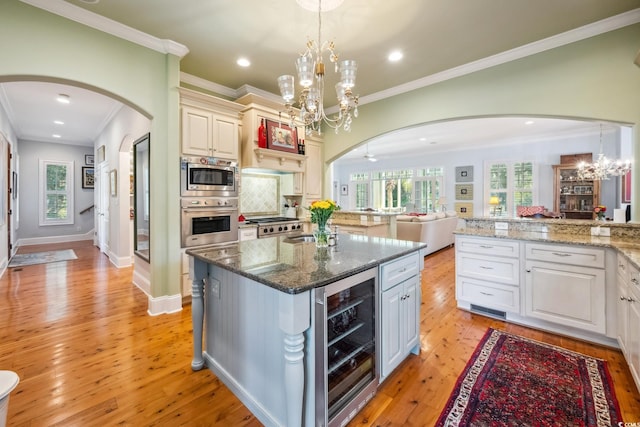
[313,224,330,248]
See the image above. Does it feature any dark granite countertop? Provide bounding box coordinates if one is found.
[186,234,426,294]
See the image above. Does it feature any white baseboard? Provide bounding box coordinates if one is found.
[147,294,183,316]
[16,230,94,247]
[108,250,132,268]
[133,268,151,295]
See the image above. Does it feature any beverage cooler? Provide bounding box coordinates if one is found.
[313,267,378,427]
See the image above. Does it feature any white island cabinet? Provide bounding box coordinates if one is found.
[188,234,426,427]
[379,252,421,381]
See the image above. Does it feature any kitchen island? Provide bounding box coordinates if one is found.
[187,234,426,427]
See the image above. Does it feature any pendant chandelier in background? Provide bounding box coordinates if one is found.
[277,0,359,136]
[577,124,631,181]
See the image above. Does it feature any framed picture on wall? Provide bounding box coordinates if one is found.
[455,165,474,182]
[266,120,298,153]
[85,154,94,166]
[622,172,632,203]
[82,167,95,189]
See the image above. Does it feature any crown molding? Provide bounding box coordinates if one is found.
[19,0,189,58]
[358,8,640,107]
[179,73,238,99]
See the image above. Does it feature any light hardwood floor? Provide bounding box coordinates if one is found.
[1,241,638,426]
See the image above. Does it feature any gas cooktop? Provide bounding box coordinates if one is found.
[245,217,297,224]
[245,217,302,237]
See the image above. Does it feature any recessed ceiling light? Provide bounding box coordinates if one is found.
[54,120,64,125]
[56,94,70,104]
[237,57,251,67]
[419,137,427,141]
[525,120,535,125]
[52,134,61,138]
[388,50,403,62]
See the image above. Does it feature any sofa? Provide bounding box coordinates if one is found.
[396,211,460,256]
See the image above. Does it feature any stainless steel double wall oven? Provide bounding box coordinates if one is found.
[180,156,239,247]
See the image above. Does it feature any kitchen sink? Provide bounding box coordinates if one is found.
[283,234,315,244]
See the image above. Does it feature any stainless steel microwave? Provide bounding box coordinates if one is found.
[180,156,238,197]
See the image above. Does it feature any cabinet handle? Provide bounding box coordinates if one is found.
[526,269,531,273]
[629,297,636,303]
[479,291,494,296]
[479,266,494,270]
[631,278,639,285]
[479,245,493,249]
[552,252,571,257]
[621,296,627,301]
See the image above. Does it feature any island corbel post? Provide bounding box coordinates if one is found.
[190,256,310,426]
[190,258,207,371]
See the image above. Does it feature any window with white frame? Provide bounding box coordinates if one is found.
[349,172,370,209]
[414,167,444,212]
[40,160,74,225]
[349,167,444,212]
[485,160,535,217]
[371,169,413,209]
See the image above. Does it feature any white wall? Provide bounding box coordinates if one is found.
[92,105,150,267]
[333,129,622,215]
[17,139,94,240]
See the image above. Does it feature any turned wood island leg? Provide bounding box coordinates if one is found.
[190,258,207,371]
[279,291,311,427]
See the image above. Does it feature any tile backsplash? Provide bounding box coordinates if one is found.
[240,172,296,216]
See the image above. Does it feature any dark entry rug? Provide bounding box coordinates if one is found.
[436,328,623,426]
[8,249,77,267]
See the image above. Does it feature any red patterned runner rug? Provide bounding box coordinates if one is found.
[435,328,623,426]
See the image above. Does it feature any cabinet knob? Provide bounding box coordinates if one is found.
[526,269,531,273]
[621,296,627,301]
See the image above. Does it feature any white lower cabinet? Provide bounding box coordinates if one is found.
[524,243,606,334]
[455,236,520,315]
[617,254,640,390]
[524,260,605,334]
[379,253,421,381]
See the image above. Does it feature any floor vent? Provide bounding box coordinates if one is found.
[470,304,506,320]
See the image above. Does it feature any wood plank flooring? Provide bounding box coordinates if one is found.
[1,241,638,426]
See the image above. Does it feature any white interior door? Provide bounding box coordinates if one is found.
[96,161,109,254]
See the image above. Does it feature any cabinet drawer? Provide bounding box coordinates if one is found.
[456,276,520,313]
[456,236,519,258]
[525,243,604,269]
[456,253,520,286]
[380,253,420,291]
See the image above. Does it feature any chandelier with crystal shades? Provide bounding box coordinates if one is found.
[577,124,632,181]
[277,0,359,136]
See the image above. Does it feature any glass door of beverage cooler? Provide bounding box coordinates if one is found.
[314,268,378,426]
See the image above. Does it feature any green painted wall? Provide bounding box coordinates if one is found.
[322,24,640,218]
[0,1,181,299]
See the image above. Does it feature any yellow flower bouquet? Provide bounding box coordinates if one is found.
[308,199,340,247]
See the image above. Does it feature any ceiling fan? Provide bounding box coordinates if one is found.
[364,143,377,162]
